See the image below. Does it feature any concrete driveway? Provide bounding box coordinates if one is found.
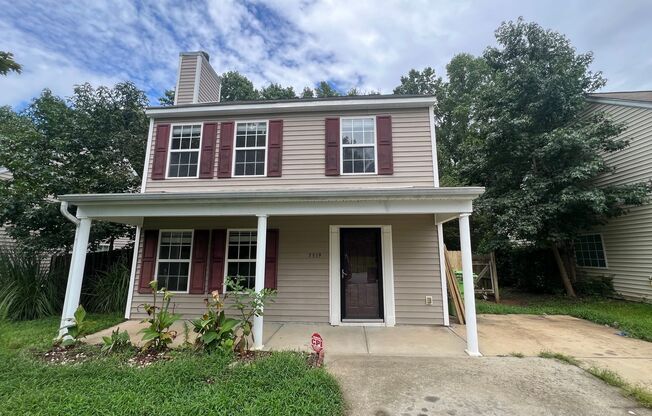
[328,355,652,416]
[452,314,652,389]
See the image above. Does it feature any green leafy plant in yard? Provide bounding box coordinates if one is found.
[60,305,89,347]
[192,289,239,353]
[86,261,130,313]
[0,248,64,320]
[101,327,132,354]
[227,277,276,354]
[139,281,181,351]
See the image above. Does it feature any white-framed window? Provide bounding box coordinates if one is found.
[341,117,377,175]
[155,230,193,292]
[233,121,267,176]
[225,230,258,290]
[574,234,607,268]
[168,124,202,178]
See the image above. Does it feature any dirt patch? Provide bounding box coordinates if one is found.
[127,350,172,368]
[40,345,98,365]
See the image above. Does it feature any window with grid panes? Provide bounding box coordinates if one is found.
[156,231,193,291]
[234,122,267,176]
[574,234,607,268]
[341,117,376,174]
[168,125,201,177]
[226,230,258,290]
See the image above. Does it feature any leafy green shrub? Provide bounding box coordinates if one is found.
[227,277,276,353]
[574,273,615,297]
[86,261,130,313]
[0,248,64,320]
[192,290,239,352]
[139,281,181,351]
[101,327,132,353]
[61,305,89,347]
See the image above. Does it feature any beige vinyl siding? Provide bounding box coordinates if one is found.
[578,102,652,302]
[129,214,443,325]
[175,56,198,105]
[197,58,220,103]
[144,108,435,192]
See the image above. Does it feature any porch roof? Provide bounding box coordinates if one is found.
[59,186,484,225]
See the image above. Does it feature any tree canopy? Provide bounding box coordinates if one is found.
[0,82,148,252]
[0,51,21,76]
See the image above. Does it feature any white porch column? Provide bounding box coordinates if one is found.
[59,217,92,337]
[459,213,481,356]
[253,214,268,350]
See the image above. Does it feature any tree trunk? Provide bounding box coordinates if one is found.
[552,244,576,297]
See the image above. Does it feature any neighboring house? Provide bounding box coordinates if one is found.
[0,168,20,253]
[58,51,484,354]
[578,91,652,302]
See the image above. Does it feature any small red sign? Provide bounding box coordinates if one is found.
[311,332,323,353]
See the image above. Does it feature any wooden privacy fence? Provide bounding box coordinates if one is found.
[445,247,501,324]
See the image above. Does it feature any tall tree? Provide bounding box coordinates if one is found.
[315,81,339,98]
[259,83,296,100]
[461,19,649,295]
[158,88,175,105]
[300,86,315,99]
[393,67,441,95]
[0,82,149,252]
[220,71,259,101]
[0,51,21,75]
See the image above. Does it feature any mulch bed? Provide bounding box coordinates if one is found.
[41,345,97,365]
[127,349,172,368]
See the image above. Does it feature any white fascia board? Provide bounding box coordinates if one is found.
[145,97,437,118]
[586,97,652,110]
[75,198,475,222]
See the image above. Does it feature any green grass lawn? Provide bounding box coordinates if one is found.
[477,293,652,342]
[0,315,344,416]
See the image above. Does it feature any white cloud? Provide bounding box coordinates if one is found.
[1,0,651,108]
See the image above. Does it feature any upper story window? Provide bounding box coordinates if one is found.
[168,124,202,178]
[234,121,267,176]
[341,117,376,174]
[225,230,257,290]
[156,230,193,292]
[574,234,607,268]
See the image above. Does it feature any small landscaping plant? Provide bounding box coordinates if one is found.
[101,327,132,354]
[138,281,181,351]
[227,277,276,354]
[191,289,239,352]
[60,305,89,347]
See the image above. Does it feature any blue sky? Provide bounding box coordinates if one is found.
[1,0,651,108]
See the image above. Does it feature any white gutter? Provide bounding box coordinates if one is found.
[586,97,652,110]
[60,201,80,225]
[145,96,437,118]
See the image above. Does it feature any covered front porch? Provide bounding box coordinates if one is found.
[58,187,484,356]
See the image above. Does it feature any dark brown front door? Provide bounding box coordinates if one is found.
[340,228,383,320]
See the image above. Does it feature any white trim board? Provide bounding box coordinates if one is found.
[328,225,396,327]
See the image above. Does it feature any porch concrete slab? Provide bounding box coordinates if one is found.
[451,314,652,389]
[364,325,467,356]
[263,323,368,354]
[327,355,652,416]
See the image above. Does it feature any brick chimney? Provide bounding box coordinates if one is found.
[174,51,221,105]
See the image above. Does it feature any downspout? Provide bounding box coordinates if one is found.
[60,201,80,226]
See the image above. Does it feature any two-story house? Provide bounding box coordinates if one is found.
[58,51,484,355]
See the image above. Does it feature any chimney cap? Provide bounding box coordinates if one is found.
[179,51,210,61]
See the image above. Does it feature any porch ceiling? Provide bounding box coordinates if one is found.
[58,187,484,225]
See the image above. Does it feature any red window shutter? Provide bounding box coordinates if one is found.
[324,118,340,176]
[189,230,209,294]
[267,120,283,177]
[376,115,393,175]
[265,229,279,289]
[217,122,234,178]
[207,229,227,292]
[138,230,159,293]
[151,124,170,180]
[199,123,217,179]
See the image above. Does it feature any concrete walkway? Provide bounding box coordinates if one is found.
[452,314,652,389]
